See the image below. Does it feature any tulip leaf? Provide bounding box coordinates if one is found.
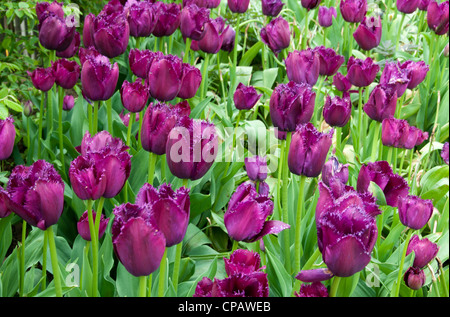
[369,181,387,206]
[265,248,293,298]
[335,273,360,297]
[239,41,264,67]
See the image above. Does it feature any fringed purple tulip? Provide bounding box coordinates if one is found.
[353,15,382,51]
[152,2,182,37]
[427,1,449,35]
[63,95,75,111]
[340,0,367,23]
[442,142,449,165]
[234,83,262,110]
[285,49,321,86]
[399,60,430,90]
[180,4,210,41]
[52,58,80,89]
[178,63,202,99]
[78,46,101,67]
[83,13,96,48]
[166,116,218,180]
[212,272,269,297]
[69,155,107,201]
[120,80,149,113]
[323,93,352,127]
[6,160,64,230]
[318,6,337,27]
[313,46,345,77]
[228,0,250,13]
[406,235,439,269]
[363,84,398,122]
[380,61,411,97]
[38,12,75,51]
[77,210,108,241]
[347,56,380,87]
[244,156,268,182]
[269,82,316,132]
[398,195,434,230]
[27,67,55,92]
[301,0,321,11]
[262,0,285,17]
[419,0,431,10]
[112,203,166,277]
[224,249,262,276]
[92,11,130,58]
[321,156,349,187]
[147,54,183,101]
[0,116,15,161]
[224,182,289,242]
[260,16,291,55]
[221,25,236,52]
[36,1,64,23]
[295,268,334,283]
[404,267,426,290]
[288,123,333,178]
[124,0,156,37]
[56,31,80,58]
[195,17,228,54]
[382,117,427,149]
[81,54,119,102]
[397,0,420,14]
[128,49,162,80]
[295,282,329,297]
[183,0,221,8]
[332,72,352,92]
[0,188,10,218]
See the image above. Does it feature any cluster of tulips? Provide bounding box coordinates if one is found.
[0,0,449,298]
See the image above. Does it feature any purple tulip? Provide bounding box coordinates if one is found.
[381,117,413,149]
[224,249,263,276]
[406,235,439,269]
[398,195,434,230]
[224,182,289,242]
[323,93,352,127]
[78,46,101,68]
[347,56,380,87]
[313,46,345,77]
[77,210,108,241]
[321,156,349,187]
[419,0,431,10]
[112,203,166,277]
[178,63,202,100]
[63,95,75,111]
[120,80,149,113]
[197,17,229,54]
[128,49,162,80]
[399,60,430,90]
[38,12,75,51]
[244,156,268,182]
[208,272,269,297]
[152,2,182,37]
[0,188,10,218]
[147,54,183,102]
[36,1,64,23]
[404,267,426,290]
[285,49,321,85]
[6,160,64,230]
[220,25,236,52]
[56,31,80,58]
[340,0,367,23]
[52,58,80,89]
[135,183,190,247]
[404,125,429,149]
[332,72,352,92]
[83,13,96,48]
[295,268,334,283]
[81,54,119,102]
[295,282,329,297]
[124,0,156,37]
[228,0,250,13]
[69,155,107,201]
[27,67,55,92]
[23,100,33,117]
[234,83,262,110]
[442,142,449,165]
[78,130,129,157]
[380,61,410,97]
[92,11,130,58]
[261,0,285,17]
[260,16,291,55]
[363,84,398,122]
[166,116,218,180]
[427,1,449,35]
[269,81,316,132]
[288,123,333,178]
[180,4,210,41]
[301,0,321,11]
[141,101,190,155]
[397,0,420,14]
[318,6,337,27]
[194,277,214,297]
[0,117,16,161]
[183,0,221,8]
[353,15,382,51]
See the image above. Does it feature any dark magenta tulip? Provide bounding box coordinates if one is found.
[228,0,250,13]
[260,16,291,55]
[427,1,449,35]
[6,160,64,230]
[321,156,349,187]
[347,56,380,87]
[136,183,190,247]
[81,54,119,102]
[166,116,218,180]
[244,156,268,182]
[363,84,398,122]
[152,2,182,37]
[313,46,345,77]
[398,195,434,230]
[380,61,410,97]
[318,6,337,27]
[381,117,414,149]
[404,125,429,149]
[301,0,321,11]
[295,282,329,297]
[197,17,230,54]
[120,79,149,113]
[147,54,183,101]
[52,58,80,89]
[332,72,352,92]
[442,142,449,165]
[38,12,75,51]
[285,49,321,85]
[178,63,202,99]
[322,93,352,127]
[36,1,64,23]
[340,0,367,23]
[202,272,269,297]
[419,0,431,10]
[112,203,166,277]
[56,31,80,58]
[397,0,420,14]
[353,15,382,51]
[399,60,430,90]
[224,182,289,242]
[234,83,262,110]
[128,49,162,80]
[77,210,108,241]
[224,249,262,276]
[295,268,334,283]
[27,67,55,92]
[92,11,130,58]
[288,123,333,178]
[404,267,426,290]
[0,188,10,218]
[220,25,236,52]
[0,117,16,161]
[124,0,156,38]
[69,154,107,201]
[78,130,129,157]
[78,46,101,67]
[183,0,221,8]
[180,4,210,41]
[63,95,75,111]
[269,82,316,132]
[83,13,96,48]
[261,0,285,17]
[406,235,439,269]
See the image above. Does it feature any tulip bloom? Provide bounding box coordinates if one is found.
[6,160,64,230]
[321,156,349,187]
[0,116,16,161]
[380,61,410,97]
[36,1,64,23]
[419,0,431,10]
[301,0,321,11]
[152,2,182,37]
[442,142,449,165]
[69,155,107,201]
[363,84,398,122]
[288,123,333,178]
[112,203,166,277]
[397,0,420,14]
[63,95,75,111]
[353,15,382,51]
[269,82,316,132]
[228,0,250,13]
[295,282,329,297]
[166,116,218,180]
[180,4,211,41]
[347,56,380,87]
[398,195,434,230]
[406,235,439,269]
[52,58,80,90]
[313,46,345,77]
[318,6,337,27]
[340,0,367,23]
[0,188,10,218]
[27,67,55,92]
[147,54,184,102]
[120,80,149,113]
[322,93,352,127]
[81,54,119,102]
[285,49,321,86]
[244,156,268,182]
[221,25,236,52]
[234,83,262,110]
[129,49,162,80]
[332,72,351,92]
[260,16,291,55]
[196,17,229,54]
[38,12,75,51]
[178,63,202,100]
[92,11,130,58]
[224,183,289,242]
[262,0,285,17]
[224,249,263,276]
[381,117,414,149]
[399,60,430,90]
[77,210,108,241]
[83,13,96,48]
[404,267,426,290]
[184,0,221,8]
[125,0,156,38]
[427,1,449,35]
[56,31,80,58]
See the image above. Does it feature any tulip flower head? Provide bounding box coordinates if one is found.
[152,2,182,37]
[442,142,449,165]
[81,54,119,102]
[406,235,439,269]
[399,60,430,90]
[261,0,285,17]
[124,0,156,38]
[228,0,251,13]
[347,56,380,87]
[313,46,345,78]
[0,116,16,161]
[322,93,352,128]
[244,156,268,182]
[63,95,75,111]
[147,54,184,102]
[234,83,262,110]
[332,72,352,92]
[178,63,203,100]
[340,0,367,23]
[120,80,149,113]
[180,4,211,41]
[92,10,130,58]
[38,11,76,52]
[364,84,398,122]
[318,6,337,27]
[353,15,382,51]
[301,0,321,11]
[260,16,291,55]
[56,31,80,58]
[398,195,434,230]
[397,0,420,14]
[27,67,55,92]
[321,156,349,187]
[295,282,329,297]
[52,58,80,90]
[427,1,449,35]
[77,210,109,241]
[380,61,411,97]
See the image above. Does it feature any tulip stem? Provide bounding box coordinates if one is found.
[41,230,48,290]
[172,242,183,296]
[227,14,241,118]
[329,276,341,297]
[371,121,381,161]
[183,38,191,64]
[357,87,364,156]
[106,99,112,133]
[147,274,153,297]
[158,248,167,297]
[86,199,99,297]
[393,228,414,297]
[148,152,157,185]
[201,54,210,100]
[407,149,414,185]
[46,226,62,297]
[19,220,26,297]
[231,240,239,252]
[126,113,136,148]
[294,175,307,274]
[301,9,309,50]
[38,91,44,159]
[395,14,406,52]
[93,102,99,134]
[139,276,147,297]
[138,109,144,150]
[282,132,292,274]
[58,86,66,179]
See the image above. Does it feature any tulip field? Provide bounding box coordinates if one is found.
[0,0,449,301]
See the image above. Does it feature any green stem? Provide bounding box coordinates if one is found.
[106,99,112,133]
[126,113,136,148]
[314,76,326,126]
[371,121,381,161]
[19,220,26,297]
[38,91,44,159]
[357,87,364,154]
[201,54,210,100]
[301,9,309,50]
[46,226,62,297]
[276,136,285,220]
[93,101,99,135]
[407,149,414,185]
[172,242,183,295]
[147,273,153,297]
[335,127,342,153]
[183,38,191,64]
[41,231,48,290]
[158,248,167,297]
[329,276,341,297]
[86,200,99,297]
[294,175,307,274]
[88,103,93,135]
[302,247,321,271]
[396,14,406,52]
[282,132,292,274]
[227,14,241,118]
[231,240,239,252]
[58,86,65,178]
[139,275,147,297]
[138,109,144,150]
[148,152,157,185]
[393,229,414,297]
